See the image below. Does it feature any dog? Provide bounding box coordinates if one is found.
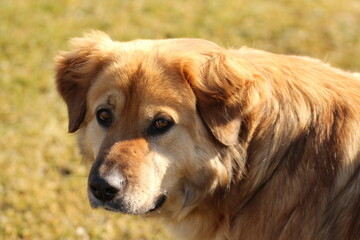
[55,31,360,240]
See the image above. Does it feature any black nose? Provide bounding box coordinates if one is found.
[89,175,120,202]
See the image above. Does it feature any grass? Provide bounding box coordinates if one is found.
[0,0,359,239]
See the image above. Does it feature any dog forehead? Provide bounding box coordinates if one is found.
[89,62,193,113]
[105,54,192,101]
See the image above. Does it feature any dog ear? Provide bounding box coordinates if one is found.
[55,31,112,133]
[180,49,263,146]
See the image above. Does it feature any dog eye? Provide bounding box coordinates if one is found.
[148,118,174,136]
[96,108,113,128]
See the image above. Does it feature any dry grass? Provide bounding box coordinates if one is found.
[1,0,359,239]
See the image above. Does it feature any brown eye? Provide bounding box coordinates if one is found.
[96,108,113,128]
[148,118,174,136]
[154,119,169,129]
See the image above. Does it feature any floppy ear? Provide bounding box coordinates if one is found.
[180,49,264,146]
[55,31,112,133]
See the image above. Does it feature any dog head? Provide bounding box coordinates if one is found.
[55,31,259,215]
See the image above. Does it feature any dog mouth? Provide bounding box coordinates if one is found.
[147,194,167,213]
[90,192,168,214]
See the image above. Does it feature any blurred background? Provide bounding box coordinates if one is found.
[0,0,359,239]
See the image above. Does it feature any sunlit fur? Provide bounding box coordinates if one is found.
[56,31,360,240]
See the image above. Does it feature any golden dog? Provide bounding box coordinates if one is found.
[55,31,360,240]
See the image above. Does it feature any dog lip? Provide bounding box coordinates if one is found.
[103,205,122,212]
[101,202,128,213]
[147,194,167,213]
[89,188,167,214]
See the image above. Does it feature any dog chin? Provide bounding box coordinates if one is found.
[88,192,167,215]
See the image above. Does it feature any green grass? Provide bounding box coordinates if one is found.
[0,0,359,239]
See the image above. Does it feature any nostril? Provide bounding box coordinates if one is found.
[89,182,102,200]
[105,186,118,198]
[89,175,120,202]
[90,185,99,195]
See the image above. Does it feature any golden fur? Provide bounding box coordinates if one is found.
[55,31,360,240]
